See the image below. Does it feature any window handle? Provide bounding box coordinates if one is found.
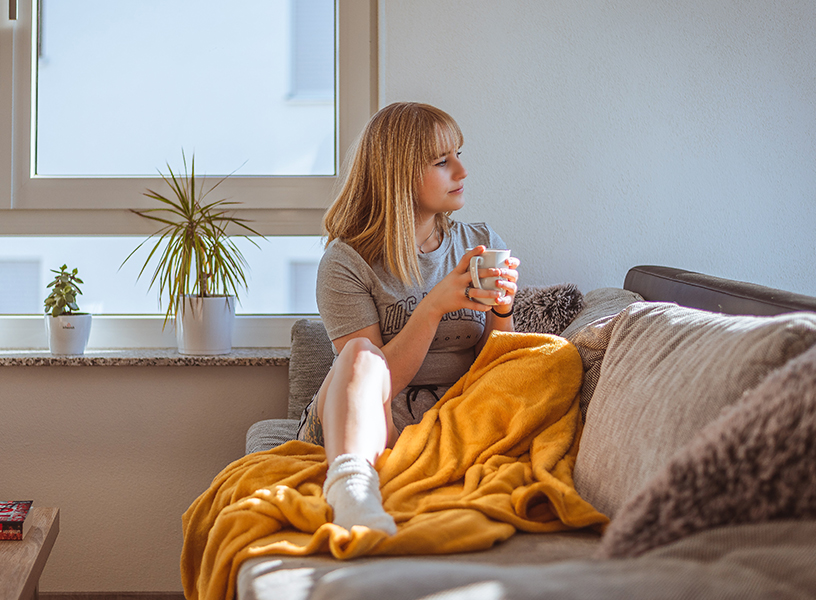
[9,0,16,21]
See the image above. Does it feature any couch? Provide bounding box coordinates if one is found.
[236,265,816,600]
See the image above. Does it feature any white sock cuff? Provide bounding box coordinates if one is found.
[323,454,379,495]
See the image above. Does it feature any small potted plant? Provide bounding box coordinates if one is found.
[123,151,261,355]
[44,264,92,355]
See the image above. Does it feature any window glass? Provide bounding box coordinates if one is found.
[0,236,324,314]
[34,0,335,177]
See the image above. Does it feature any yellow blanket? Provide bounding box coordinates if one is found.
[181,332,609,600]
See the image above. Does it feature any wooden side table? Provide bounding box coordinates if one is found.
[0,507,60,600]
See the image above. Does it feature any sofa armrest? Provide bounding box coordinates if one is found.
[246,419,300,454]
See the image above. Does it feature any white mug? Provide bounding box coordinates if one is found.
[469,248,511,305]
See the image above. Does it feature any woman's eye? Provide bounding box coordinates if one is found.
[434,159,447,167]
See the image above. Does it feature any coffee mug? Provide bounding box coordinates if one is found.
[469,248,511,305]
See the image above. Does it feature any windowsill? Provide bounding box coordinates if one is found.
[0,314,311,351]
[0,347,290,367]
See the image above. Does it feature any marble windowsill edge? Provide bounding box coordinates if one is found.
[0,348,291,367]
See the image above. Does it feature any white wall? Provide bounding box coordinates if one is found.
[380,0,816,296]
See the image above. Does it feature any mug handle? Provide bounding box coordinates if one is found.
[469,256,484,290]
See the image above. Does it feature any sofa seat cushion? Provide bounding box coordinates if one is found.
[246,419,300,455]
[237,528,601,600]
[573,302,816,519]
[239,521,816,600]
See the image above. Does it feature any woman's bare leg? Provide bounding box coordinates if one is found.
[317,337,394,463]
[316,337,397,534]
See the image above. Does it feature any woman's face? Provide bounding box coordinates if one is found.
[415,148,467,219]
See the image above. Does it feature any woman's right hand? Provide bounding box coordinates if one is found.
[422,246,502,318]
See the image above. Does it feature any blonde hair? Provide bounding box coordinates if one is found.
[323,102,464,284]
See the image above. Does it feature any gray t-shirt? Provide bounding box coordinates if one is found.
[317,221,507,392]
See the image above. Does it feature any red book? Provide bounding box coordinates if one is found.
[0,501,33,540]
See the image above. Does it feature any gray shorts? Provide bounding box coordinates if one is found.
[295,385,451,447]
[296,393,324,446]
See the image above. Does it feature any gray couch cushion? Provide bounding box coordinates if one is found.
[598,342,816,558]
[238,528,602,600]
[239,521,816,600]
[563,287,644,420]
[573,302,816,519]
[246,419,300,455]
[288,319,334,420]
[561,287,643,339]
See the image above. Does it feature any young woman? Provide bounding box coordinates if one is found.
[297,102,520,534]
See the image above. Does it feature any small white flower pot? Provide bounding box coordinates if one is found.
[45,313,92,355]
[176,296,235,355]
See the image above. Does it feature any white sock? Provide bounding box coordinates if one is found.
[323,454,397,535]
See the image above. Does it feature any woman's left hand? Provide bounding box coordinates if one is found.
[494,256,520,307]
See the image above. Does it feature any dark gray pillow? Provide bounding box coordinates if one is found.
[597,342,816,558]
[513,284,584,335]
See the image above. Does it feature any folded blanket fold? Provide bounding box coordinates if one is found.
[181,331,610,600]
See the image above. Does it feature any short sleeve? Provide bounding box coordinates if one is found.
[316,241,381,342]
[485,224,508,253]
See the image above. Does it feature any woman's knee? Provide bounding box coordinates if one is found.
[338,338,388,379]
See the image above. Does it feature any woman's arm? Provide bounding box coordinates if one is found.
[333,247,513,395]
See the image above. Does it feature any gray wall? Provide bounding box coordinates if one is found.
[381,0,815,296]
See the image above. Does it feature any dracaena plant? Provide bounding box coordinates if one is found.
[123,152,262,326]
[44,264,84,317]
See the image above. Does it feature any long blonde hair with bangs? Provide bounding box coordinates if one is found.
[323,102,464,285]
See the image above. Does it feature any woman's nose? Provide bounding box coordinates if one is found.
[454,160,467,180]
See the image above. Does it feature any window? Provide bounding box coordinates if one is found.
[0,235,324,315]
[36,0,334,177]
[290,0,335,102]
[0,259,40,312]
[0,1,376,347]
[1,0,375,221]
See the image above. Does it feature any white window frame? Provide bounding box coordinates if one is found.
[0,0,377,348]
[0,0,376,236]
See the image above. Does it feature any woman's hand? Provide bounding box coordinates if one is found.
[463,246,520,309]
[421,246,520,318]
[493,254,520,309]
[478,253,520,350]
[419,247,488,319]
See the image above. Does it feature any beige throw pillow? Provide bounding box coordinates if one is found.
[597,343,816,558]
[573,302,816,519]
[564,288,644,421]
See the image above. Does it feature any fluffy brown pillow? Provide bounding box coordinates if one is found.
[513,284,584,335]
[597,342,816,559]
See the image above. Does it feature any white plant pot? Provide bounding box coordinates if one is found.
[176,296,235,355]
[45,313,92,355]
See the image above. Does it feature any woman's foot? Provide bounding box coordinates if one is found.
[323,454,397,535]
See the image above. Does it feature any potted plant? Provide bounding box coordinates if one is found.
[123,152,261,355]
[44,264,92,355]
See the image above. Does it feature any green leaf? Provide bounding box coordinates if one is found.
[123,150,264,325]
